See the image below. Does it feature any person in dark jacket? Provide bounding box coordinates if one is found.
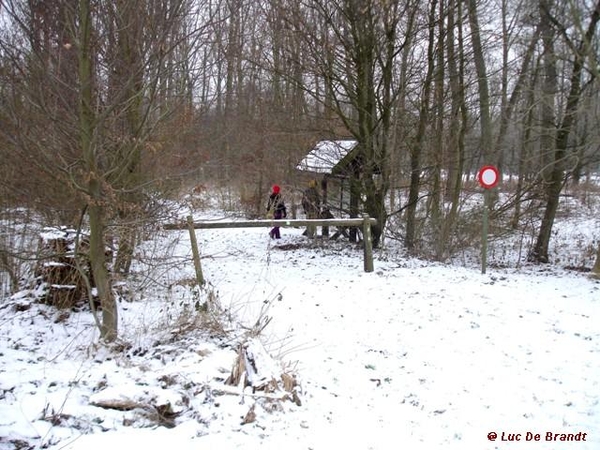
[301,179,321,237]
[266,184,287,239]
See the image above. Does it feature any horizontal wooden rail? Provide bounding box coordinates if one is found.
[164,216,377,273]
[164,217,377,230]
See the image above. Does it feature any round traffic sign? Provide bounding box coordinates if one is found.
[477,165,499,189]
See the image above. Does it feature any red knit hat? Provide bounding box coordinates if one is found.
[272,185,281,194]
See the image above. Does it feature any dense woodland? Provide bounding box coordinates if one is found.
[0,0,599,340]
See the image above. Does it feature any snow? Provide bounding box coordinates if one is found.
[239,338,284,388]
[1,204,599,450]
[39,227,77,242]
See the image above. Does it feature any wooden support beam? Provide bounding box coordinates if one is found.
[362,215,374,273]
[187,215,205,286]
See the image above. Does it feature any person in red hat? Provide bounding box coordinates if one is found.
[266,184,287,239]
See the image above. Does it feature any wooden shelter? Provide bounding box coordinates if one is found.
[296,139,363,240]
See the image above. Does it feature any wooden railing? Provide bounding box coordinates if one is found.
[164,216,378,283]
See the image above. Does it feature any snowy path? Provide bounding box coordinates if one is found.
[197,227,600,449]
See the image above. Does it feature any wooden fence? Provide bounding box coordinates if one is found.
[164,216,378,283]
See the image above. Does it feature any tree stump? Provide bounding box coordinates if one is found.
[34,227,94,309]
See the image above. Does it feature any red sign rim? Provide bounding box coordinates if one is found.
[478,165,499,189]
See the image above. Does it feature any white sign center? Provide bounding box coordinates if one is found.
[481,168,497,185]
[477,165,499,189]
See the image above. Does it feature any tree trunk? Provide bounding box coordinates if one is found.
[512,73,537,229]
[404,146,422,250]
[442,0,467,254]
[405,0,436,251]
[467,0,493,165]
[79,0,117,341]
[531,0,600,262]
[111,0,145,276]
[431,0,445,259]
[390,3,417,215]
[494,24,542,160]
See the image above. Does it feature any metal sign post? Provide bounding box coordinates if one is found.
[477,165,499,274]
[482,189,490,274]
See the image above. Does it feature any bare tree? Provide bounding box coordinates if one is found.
[466,0,494,166]
[77,0,118,340]
[0,0,213,340]
[531,0,600,262]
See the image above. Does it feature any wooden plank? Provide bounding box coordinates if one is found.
[164,218,377,230]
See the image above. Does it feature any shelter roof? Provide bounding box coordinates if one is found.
[296,140,358,175]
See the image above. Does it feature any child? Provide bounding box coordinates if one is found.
[266,184,287,239]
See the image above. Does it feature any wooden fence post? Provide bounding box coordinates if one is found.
[187,215,205,286]
[362,215,374,273]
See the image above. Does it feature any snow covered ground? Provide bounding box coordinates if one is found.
[1,205,599,450]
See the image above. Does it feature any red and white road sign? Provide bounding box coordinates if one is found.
[477,165,499,189]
